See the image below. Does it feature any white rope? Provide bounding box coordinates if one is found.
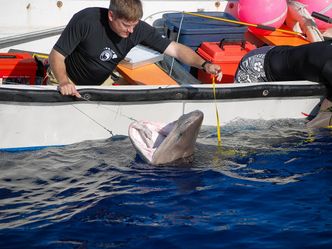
[169,12,185,77]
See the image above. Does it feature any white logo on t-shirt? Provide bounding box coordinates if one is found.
[100,47,118,61]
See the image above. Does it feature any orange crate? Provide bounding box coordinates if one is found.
[0,53,37,84]
[197,41,256,83]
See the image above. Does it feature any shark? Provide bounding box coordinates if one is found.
[128,110,204,165]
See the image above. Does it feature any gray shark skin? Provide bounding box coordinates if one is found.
[128,110,204,166]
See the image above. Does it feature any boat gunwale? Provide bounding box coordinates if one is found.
[0,82,326,103]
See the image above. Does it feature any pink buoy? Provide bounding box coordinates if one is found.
[237,0,288,35]
[297,0,332,31]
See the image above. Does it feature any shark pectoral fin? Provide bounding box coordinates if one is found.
[159,121,176,136]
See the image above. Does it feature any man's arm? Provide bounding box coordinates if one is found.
[164,41,222,81]
[49,49,81,98]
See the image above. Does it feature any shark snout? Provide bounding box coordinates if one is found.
[180,110,204,131]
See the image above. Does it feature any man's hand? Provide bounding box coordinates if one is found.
[57,82,81,98]
[204,63,223,82]
[49,49,81,98]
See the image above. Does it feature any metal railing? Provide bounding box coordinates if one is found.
[0,26,65,49]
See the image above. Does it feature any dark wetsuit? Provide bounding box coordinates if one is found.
[234,46,272,83]
[235,40,332,92]
[53,7,171,85]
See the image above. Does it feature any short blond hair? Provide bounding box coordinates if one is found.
[109,0,143,21]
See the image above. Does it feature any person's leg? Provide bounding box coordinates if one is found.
[46,67,59,85]
[46,67,76,85]
[100,74,129,86]
[234,46,273,83]
[47,67,130,86]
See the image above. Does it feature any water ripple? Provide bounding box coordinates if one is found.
[0,120,331,249]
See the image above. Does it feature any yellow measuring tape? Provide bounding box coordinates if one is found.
[212,76,221,146]
[211,76,242,157]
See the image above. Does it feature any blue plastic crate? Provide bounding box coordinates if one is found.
[163,12,247,49]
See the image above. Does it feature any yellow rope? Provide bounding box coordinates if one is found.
[212,76,221,146]
[183,12,304,37]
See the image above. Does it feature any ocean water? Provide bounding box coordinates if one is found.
[0,119,331,249]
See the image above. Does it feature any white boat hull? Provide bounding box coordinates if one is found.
[0,83,325,150]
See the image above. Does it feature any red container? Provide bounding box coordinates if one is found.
[0,53,37,84]
[197,41,256,83]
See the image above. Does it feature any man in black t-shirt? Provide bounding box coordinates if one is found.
[234,40,332,96]
[48,0,222,98]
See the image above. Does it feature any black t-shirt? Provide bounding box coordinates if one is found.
[264,40,332,87]
[54,7,171,85]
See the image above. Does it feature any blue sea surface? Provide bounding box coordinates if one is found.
[0,119,331,249]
